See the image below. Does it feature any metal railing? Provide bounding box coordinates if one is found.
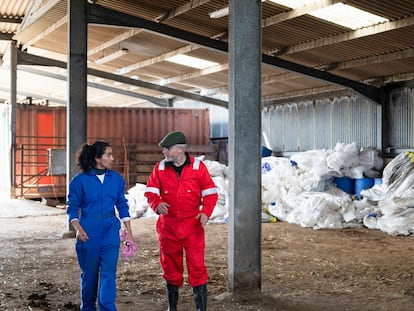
[12,137,129,199]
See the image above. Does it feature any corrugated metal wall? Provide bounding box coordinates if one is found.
[262,94,380,153]
[389,88,414,149]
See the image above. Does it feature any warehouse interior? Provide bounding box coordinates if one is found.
[2,0,414,298]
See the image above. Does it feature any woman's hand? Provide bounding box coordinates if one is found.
[76,227,89,242]
[72,220,88,241]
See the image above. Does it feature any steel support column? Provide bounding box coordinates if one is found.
[227,0,262,293]
[9,41,18,198]
[67,0,87,185]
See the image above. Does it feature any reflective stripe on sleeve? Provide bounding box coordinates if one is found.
[145,187,160,196]
[201,187,218,197]
[159,160,166,170]
[193,159,200,170]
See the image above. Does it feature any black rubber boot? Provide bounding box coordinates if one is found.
[167,282,179,311]
[193,284,207,311]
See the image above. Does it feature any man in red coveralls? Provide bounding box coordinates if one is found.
[144,131,218,311]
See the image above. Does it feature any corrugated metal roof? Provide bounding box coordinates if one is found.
[1,0,414,107]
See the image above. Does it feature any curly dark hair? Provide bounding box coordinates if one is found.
[77,141,110,172]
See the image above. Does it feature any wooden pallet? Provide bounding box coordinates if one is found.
[126,143,218,185]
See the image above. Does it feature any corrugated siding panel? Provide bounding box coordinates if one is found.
[314,99,331,149]
[350,96,378,147]
[389,88,414,148]
[286,104,300,151]
[13,106,210,146]
[15,105,211,146]
[87,107,210,145]
[298,101,315,151]
[263,94,379,153]
[269,105,284,151]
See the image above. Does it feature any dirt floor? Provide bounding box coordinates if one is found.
[1,208,414,311]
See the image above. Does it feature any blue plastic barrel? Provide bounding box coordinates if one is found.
[335,177,354,195]
[261,146,272,157]
[354,178,375,200]
[374,178,383,185]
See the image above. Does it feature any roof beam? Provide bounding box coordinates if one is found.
[17,51,228,108]
[89,4,228,52]
[88,4,380,103]
[17,66,170,106]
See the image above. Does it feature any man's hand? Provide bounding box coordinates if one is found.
[156,202,170,215]
[196,212,208,226]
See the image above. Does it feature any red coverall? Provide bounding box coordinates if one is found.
[144,156,218,287]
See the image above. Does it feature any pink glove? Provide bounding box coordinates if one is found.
[120,229,137,260]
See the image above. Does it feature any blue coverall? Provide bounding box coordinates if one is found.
[67,169,130,311]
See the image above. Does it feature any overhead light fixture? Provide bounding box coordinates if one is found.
[269,1,388,29]
[166,54,219,69]
[209,7,229,18]
[95,48,128,64]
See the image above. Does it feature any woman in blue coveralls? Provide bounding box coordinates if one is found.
[67,141,135,311]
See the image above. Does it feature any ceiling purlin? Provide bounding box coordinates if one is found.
[18,0,63,33]
[155,0,212,23]
[87,28,144,56]
[263,0,343,28]
[262,84,349,105]
[0,16,23,23]
[21,15,67,51]
[118,44,200,74]
[268,15,414,56]
[158,62,229,85]
[317,48,414,72]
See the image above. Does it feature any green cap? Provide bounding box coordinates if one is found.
[159,131,186,148]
